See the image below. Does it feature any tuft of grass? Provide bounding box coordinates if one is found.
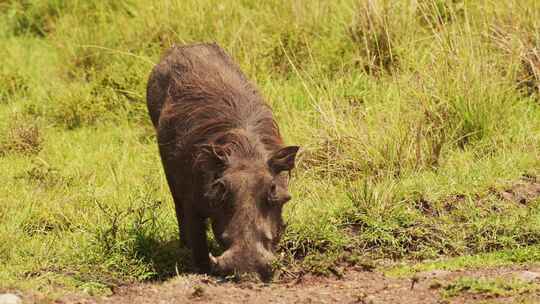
[15,159,71,188]
[2,0,65,37]
[416,0,465,30]
[40,83,127,129]
[0,72,29,103]
[0,114,43,156]
[487,5,540,99]
[519,46,540,98]
[347,0,398,75]
[270,28,311,76]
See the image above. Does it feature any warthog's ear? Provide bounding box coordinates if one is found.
[268,146,300,174]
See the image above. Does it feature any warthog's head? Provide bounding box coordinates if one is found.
[202,144,299,280]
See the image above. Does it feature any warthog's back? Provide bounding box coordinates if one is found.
[146,43,281,168]
[146,43,262,128]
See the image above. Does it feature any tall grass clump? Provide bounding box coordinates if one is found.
[0,72,29,104]
[0,114,43,156]
[488,11,540,99]
[416,0,464,30]
[347,0,399,75]
[2,0,66,37]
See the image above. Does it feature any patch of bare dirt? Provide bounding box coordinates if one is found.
[496,177,540,205]
[35,266,540,304]
[442,177,540,211]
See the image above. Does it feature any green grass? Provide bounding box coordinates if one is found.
[1,0,540,297]
[442,276,539,298]
[386,245,540,278]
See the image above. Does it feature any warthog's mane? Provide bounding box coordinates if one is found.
[158,48,283,170]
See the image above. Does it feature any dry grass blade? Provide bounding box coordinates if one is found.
[348,0,397,75]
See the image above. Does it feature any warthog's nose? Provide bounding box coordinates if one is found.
[209,247,275,281]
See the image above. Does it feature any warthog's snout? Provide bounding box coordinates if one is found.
[209,245,275,281]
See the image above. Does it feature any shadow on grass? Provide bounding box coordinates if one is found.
[133,234,194,281]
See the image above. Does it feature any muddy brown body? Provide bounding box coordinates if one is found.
[146,43,299,279]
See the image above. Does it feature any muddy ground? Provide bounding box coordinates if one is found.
[21,265,537,304]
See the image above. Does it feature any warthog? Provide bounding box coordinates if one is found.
[146,43,299,280]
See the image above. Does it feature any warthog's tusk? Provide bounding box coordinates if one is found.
[209,253,218,267]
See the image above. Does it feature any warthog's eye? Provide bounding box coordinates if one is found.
[206,178,229,205]
[268,181,291,205]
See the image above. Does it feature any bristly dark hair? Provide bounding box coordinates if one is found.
[157,44,284,171]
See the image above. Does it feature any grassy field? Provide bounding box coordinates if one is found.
[1,0,540,298]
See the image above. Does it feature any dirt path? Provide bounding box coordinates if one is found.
[43,265,540,304]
